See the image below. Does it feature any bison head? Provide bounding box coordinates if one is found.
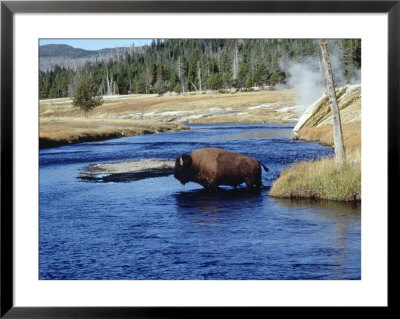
[174,154,193,185]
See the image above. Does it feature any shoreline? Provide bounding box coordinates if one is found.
[269,122,361,202]
[39,120,189,149]
[39,119,296,149]
[40,132,126,149]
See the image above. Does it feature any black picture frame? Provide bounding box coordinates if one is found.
[1,0,395,317]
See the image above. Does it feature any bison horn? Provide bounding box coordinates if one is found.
[180,156,183,166]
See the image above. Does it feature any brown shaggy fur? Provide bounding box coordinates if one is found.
[174,147,267,191]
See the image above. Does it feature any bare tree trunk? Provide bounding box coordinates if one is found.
[232,41,239,81]
[197,61,202,91]
[177,57,185,94]
[106,70,112,96]
[317,45,324,76]
[320,39,346,169]
[190,81,198,92]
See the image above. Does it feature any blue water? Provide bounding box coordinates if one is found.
[39,123,361,280]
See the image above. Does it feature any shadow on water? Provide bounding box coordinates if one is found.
[174,186,271,215]
[273,197,361,214]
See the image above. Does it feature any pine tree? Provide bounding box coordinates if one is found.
[206,72,223,90]
[269,71,282,87]
[72,73,103,117]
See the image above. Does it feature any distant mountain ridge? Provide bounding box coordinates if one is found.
[39,44,136,71]
[39,44,130,59]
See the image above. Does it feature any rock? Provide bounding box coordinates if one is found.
[78,159,175,183]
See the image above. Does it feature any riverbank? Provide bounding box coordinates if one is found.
[39,118,188,149]
[269,146,361,201]
[39,90,298,148]
[269,85,361,202]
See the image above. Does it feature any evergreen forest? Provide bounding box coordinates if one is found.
[39,39,361,99]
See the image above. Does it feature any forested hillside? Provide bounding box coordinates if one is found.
[39,39,361,99]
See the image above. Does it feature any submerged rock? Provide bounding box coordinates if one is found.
[79,159,175,183]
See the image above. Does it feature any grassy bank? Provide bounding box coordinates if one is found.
[39,118,187,148]
[269,147,361,201]
[269,121,361,202]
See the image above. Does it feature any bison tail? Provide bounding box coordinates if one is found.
[259,161,269,172]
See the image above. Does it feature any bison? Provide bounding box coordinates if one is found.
[174,147,269,191]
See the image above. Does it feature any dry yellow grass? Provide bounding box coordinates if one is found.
[296,121,361,149]
[187,109,294,124]
[269,147,361,201]
[40,90,296,120]
[39,117,187,148]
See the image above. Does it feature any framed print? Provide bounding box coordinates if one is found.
[1,0,395,317]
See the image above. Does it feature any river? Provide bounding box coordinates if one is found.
[39,123,361,280]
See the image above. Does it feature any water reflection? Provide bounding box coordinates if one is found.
[271,197,361,279]
[273,197,361,212]
[174,187,268,215]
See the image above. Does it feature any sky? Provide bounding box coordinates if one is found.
[39,39,152,51]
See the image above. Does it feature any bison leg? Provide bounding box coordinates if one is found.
[256,180,265,189]
[255,175,264,189]
[245,178,256,191]
[255,166,265,189]
[202,180,218,192]
[205,185,218,192]
[245,169,264,191]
